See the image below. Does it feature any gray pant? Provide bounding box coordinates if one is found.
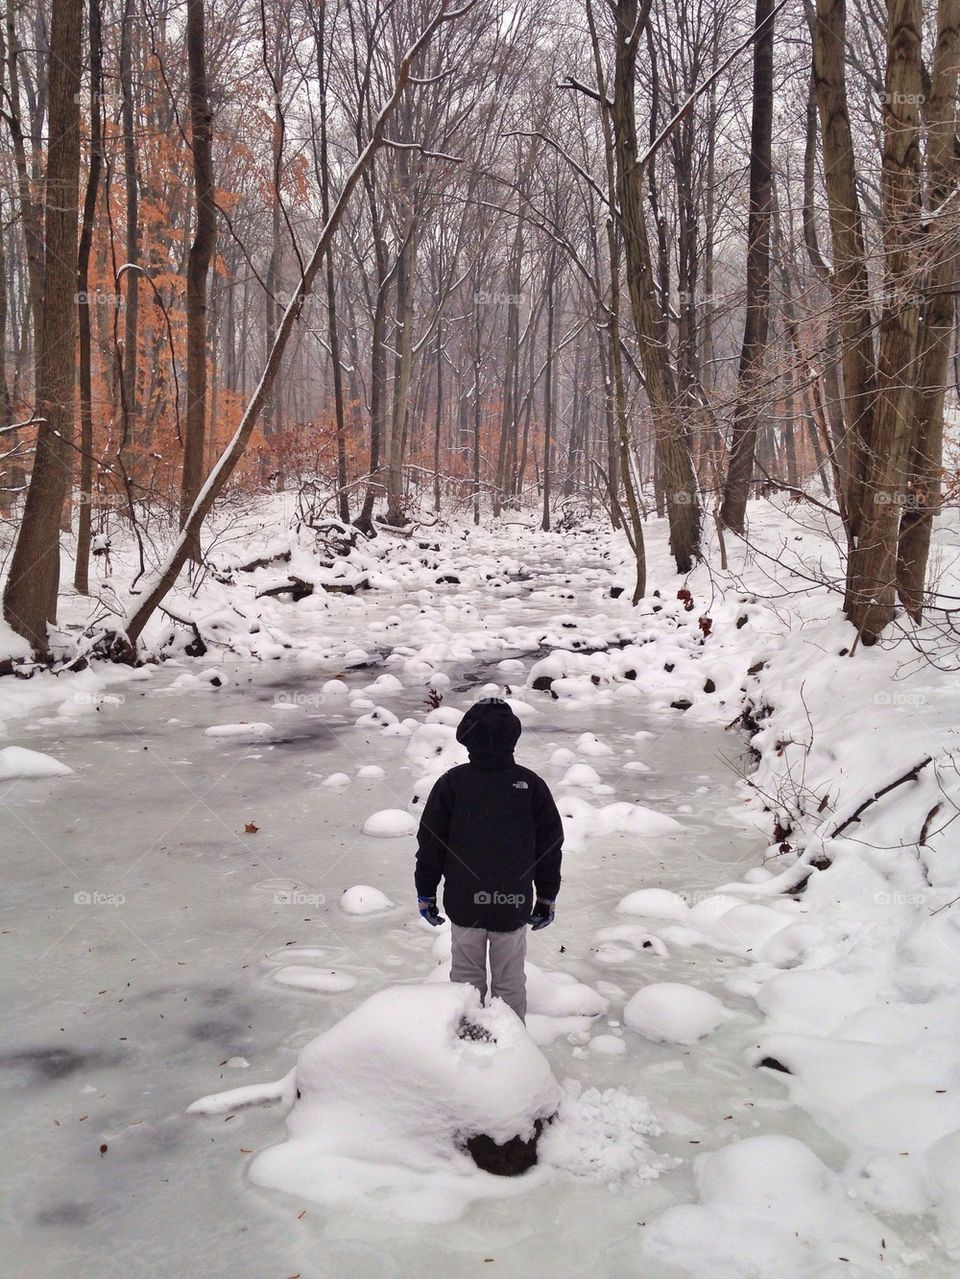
[450,923,528,1021]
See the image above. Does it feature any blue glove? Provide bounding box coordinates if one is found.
[418,895,445,926]
[530,899,555,930]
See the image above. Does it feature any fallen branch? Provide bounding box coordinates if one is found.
[831,756,933,838]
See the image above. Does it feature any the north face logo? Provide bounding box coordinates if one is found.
[513,780,528,790]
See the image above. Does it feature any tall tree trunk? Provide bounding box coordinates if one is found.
[844,0,923,642]
[120,0,140,437]
[316,5,349,524]
[3,0,84,654]
[812,0,877,540]
[386,207,418,526]
[541,257,556,532]
[179,0,216,560]
[433,322,443,511]
[720,0,775,533]
[75,0,104,593]
[610,0,700,572]
[896,0,960,617]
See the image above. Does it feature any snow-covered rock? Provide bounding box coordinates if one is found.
[340,885,395,915]
[246,984,561,1219]
[644,1135,895,1275]
[624,983,730,1044]
[0,746,73,780]
[362,808,417,837]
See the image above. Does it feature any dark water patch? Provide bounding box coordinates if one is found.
[35,1201,93,1227]
[186,1018,249,1047]
[0,1046,123,1085]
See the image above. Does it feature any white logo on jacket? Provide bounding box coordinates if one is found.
[513,780,529,789]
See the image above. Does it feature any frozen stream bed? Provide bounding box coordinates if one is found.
[0,543,944,1278]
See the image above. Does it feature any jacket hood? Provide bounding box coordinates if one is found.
[456,699,522,769]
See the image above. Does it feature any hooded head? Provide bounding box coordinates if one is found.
[456,699,522,770]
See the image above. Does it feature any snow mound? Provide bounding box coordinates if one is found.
[560,763,602,787]
[340,885,395,915]
[624,983,730,1044]
[644,1135,894,1276]
[204,722,273,740]
[0,746,73,780]
[247,983,560,1220]
[356,765,386,779]
[527,964,607,1018]
[362,808,417,837]
[272,966,357,993]
[617,888,690,921]
[588,1035,627,1056]
[322,772,351,787]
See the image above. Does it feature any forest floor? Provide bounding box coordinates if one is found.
[2,497,960,1278]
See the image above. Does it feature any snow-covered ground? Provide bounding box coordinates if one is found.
[2,499,960,1277]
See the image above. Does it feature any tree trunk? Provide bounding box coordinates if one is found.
[3,0,84,654]
[433,322,443,512]
[844,0,923,642]
[541,258,556,532]
[179,0,216,561]
[896,0,960,617]
[720,0,775,533]
[610,0,700,572]
[120,0,140,436]
[75,0,104,594]
[812,0,877,539]
[316,7,349,524]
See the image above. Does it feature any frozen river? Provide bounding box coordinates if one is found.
[0,546,925,1278]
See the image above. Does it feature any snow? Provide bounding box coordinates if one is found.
[272,965,358,993]
[340,884,395,915]
[203,721,273,740]
[617,888,691,921]
[0,745,73,780]
[362,808,417,837]
[624,983,731,1044]
[559,762,602,786]
[245,983,561,1221]
[644,1134,895,1276]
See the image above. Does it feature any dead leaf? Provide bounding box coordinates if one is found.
[244,822,259,834]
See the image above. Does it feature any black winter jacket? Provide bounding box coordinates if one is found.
[414,700,563,931]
